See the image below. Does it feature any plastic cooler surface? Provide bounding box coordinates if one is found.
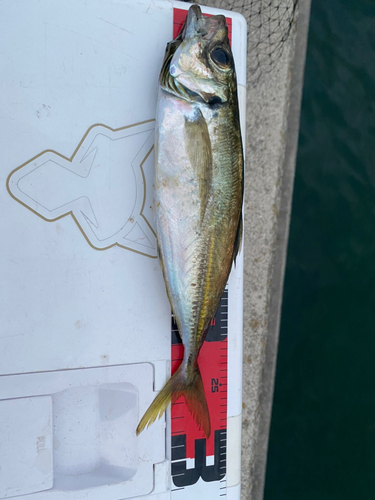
[0,1,246,499]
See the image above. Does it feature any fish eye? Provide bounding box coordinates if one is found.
[210,47,231,68]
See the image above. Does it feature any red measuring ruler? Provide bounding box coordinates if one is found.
[170,9,232,499]
[171,289,228,497]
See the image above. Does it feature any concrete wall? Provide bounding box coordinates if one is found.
[204,0,311,497]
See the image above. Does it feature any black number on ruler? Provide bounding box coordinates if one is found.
[211,378,219,393]
[171,430,226,487]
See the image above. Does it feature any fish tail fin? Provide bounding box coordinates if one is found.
[136,364,211,438]
[181,364,211,438]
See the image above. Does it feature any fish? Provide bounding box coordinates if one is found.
[136,4,243,438]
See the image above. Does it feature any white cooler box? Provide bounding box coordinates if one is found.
[0,1,246,499]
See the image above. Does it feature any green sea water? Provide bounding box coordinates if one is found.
[264,0,375,498]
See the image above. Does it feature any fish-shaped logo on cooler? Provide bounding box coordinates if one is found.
[7,120,157,258]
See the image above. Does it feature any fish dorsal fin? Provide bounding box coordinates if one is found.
[184,108,213,223]
[232,210,243,266]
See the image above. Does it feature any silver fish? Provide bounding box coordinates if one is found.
[137,4,243,437]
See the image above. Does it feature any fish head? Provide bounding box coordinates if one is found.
[161,5,236,104]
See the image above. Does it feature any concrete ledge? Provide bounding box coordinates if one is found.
[250,1,311,498]
[204,0,311,498]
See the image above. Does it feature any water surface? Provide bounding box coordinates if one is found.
[264,0,375,498]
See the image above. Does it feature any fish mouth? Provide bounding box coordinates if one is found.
[182,5,226,41]
[161,71,212,104]
[176,79,222,104]
[162,65,223,104]
[182,4,202,39]
[174,77,224,105]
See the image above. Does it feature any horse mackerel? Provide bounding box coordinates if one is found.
[136,4,243,437]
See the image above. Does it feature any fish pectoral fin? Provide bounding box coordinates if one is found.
[136,363,211,438]
[232,210,243,266]
[184,108,213,223]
